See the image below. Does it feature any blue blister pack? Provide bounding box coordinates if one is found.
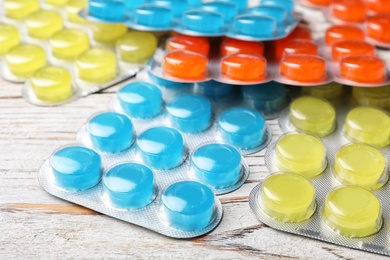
[80,0,301,41]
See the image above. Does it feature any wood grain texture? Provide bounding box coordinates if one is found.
[1,76,388,260]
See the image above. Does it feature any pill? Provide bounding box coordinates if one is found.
[66,0,90,24]
[221,0,247,12]
[334,143,387,190]
[87,112,133,153]
[343,106,390,148]
[163,50,208,80]
[331,0,366,23]
[323,186,382,238]
[123,0,144,10]
[0,24,20,55]
[340,56,386,84]
[280,55,326,83]
[91,22,127,46]
[367,15,390,43]
[325,25,365,46]
[195,80,233,98]
[307,0,331,6]
[247,5,287,26]
[273,25,312,60]
[262,0,294,13]
[167,35,210,57]
[282,39,318,57]
[301,82,343,99]
[4,44,46,77]
[221,53,267,81]
[352,85,390,108]
[30,66,73,102]
[89,0,126,22]
[332,41,375,61]
[154,0,189,18]
[76,48,117,83]
[25,10,64,40]
[290,96,336,137]
[118,82,162,119]
[275,132,326,178]
[230,14,276,38]
[50,29,90,61]
[220,37,264,57]
[218,108,266,150]
[45,0,68,7]
[137,126,184,170]
[167,94,212,133]
[261,173,316,222]
[180,10,224,35]
[241,81,286,114]
[116,31,157,63]
[366,0,390,14]
[201,1,237,23]
[192,143,242,189]
[103,163,154,209]
[4,0,40,20]
[161,181,215,231]
[50,146,101,191]
[132,5,173,29]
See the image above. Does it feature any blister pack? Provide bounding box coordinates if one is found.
[80,0,301,42]
[0,1,162,106]
[250,86,390,255]
[37,66,281,237]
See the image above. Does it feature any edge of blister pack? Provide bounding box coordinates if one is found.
[38,159,223,238]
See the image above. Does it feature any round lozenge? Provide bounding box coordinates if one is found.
[103,163,154,209]
[220,37,264,57]
[137,127,184,170]
[50,29,90,61]
[340,56,386,84]
[163,50,208,80]
[261,172,316,222]
[367,15,390,43]
[25,10,64,40]
[282,39,318,57]
[290,96,336,137]
[66,0,89,24]
[167,35,210,57]
[161,181,215,231]
[241,81,286,114]
[167,94,212,133]
[30,66,73,102]
[45,0,68,7]
[4,0,40,20]
[0,24,20,55]
[343,106,390,148]
[352,85,390,109]
[280,55,326,83]
[221,53,267,81]
[218,108,266,150]
[301,82,343,99]
[323,186,382,238]
[192,143,242,189]
[117,31,158,63]
[366,0,390,14]
[325,25,365,46]
[334,143,388,190]
[332,41,375,61]
[91,22,127,46]
[275,132,326,178]
[50,145,101,191]
[118,82,162,119]
[331,0,366,23]
[4,44,46,77]
[87,112,133,153]
[76,48,117,83]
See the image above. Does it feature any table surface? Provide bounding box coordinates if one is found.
[0,77,387,259]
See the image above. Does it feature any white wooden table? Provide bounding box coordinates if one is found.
[0,77,387,259]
